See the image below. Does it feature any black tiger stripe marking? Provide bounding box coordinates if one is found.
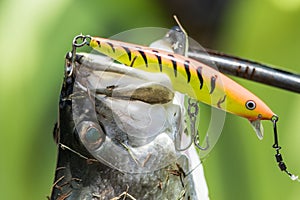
[217,95,227,109]
[168,54,177,77]
[152,50,162,72]
[209,75,217,94]
[96,40,101,47]
[196,67,204,89]
[184,60,191,83]
[106,42,115,53]
[121,46,132,61]
[137,49,148,67]
[130,56,138,67]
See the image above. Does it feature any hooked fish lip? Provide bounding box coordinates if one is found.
[94,83,175,104]
[77,53,176,104]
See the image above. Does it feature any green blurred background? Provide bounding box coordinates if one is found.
[1,0,300,199]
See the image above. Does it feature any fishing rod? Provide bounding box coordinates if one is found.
[188,48,300,93]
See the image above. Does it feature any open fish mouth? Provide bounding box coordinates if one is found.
[72,52,187,173]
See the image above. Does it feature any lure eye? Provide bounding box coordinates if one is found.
[245,100,256,110]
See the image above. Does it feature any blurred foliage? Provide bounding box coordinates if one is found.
[0,0,300,199]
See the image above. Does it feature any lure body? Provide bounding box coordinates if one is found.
[89,37,275,137]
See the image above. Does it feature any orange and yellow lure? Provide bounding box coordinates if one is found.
[89,36,275,139]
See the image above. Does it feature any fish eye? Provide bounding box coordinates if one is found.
[86,127,102,143]
[245,100,256,110]
[78,122,105,151]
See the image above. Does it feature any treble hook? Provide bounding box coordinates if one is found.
[66,34,91,76]
[271,115,299,181]
[194,131,209,150]
[175,127,210,151]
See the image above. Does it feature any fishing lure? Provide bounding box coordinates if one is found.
[71,33,298,181]
[88,35,273,138]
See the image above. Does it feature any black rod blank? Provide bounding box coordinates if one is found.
[188,48,300,94]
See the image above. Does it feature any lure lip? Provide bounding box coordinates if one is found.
[248,114,278,140]
[249,118,264,140]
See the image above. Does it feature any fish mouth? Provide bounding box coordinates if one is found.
[71,53,182,173]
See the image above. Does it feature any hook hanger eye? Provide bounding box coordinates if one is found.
[66,34,91,77]
[72,34,91,48]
